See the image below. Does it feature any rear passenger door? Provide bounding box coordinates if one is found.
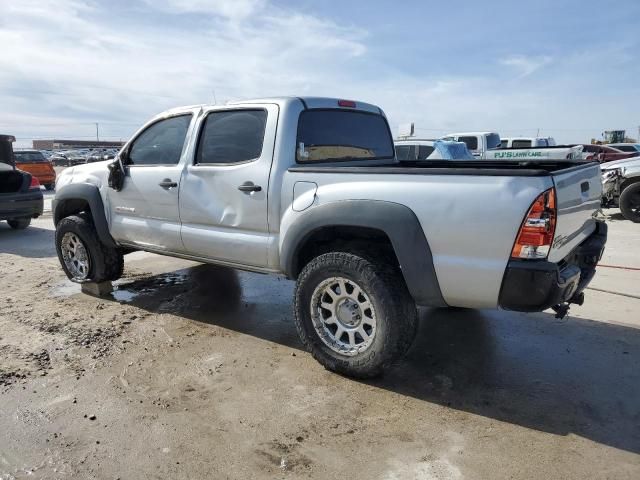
[179,105,278,268]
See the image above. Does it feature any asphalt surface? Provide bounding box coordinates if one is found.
[0,206,638,479]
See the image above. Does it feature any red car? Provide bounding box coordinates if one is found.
[13,150,56,190]
[580,144,638,163]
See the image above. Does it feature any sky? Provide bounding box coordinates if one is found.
[1,0,639,147]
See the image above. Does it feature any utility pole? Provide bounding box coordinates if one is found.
[95,122,99,142]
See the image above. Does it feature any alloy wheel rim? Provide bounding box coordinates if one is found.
[310,277,377,356]
[60,232,90,280]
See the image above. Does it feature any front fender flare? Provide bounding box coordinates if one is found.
[53,183,116,248]
[280,200,446,307]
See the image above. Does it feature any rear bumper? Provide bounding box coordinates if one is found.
[499,221,607,312]
[0,190,44,220]
[35,173,56,184]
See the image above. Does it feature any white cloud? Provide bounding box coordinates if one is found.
[148,0,266,20]
[500,54,553,77]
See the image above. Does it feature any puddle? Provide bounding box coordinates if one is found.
[50,271,189,303]
[50,280,81,297]
[111,288,138,303]
[110,272,189,303]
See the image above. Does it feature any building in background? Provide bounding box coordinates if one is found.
[32,139,125,150]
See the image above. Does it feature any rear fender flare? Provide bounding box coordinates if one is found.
[280,200,447,307]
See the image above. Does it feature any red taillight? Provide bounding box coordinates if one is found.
[338,99,356,108]
[29,175,41,189]
[511,188,557,259]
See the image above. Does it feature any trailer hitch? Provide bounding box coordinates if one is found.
[551,292,585,319]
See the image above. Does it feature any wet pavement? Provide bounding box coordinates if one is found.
[0,215,639,479]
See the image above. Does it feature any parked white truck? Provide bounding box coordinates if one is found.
[53,97,607,378]
[442,132,582,161]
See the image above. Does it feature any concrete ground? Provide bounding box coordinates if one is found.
[0,208,638,479]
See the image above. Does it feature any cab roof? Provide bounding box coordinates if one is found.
[157,96,384,117]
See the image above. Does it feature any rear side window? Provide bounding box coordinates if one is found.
[396,145,416,161]
[512,140,532,148]
[196,110,267,165]
[486,133,501,149]
[458,136,478,150]
[418,145,435,159]
[14,151,47,162]
[297,110,394,163]
[129,114,192,166]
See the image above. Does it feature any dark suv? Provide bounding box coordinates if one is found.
[0,135,43,229]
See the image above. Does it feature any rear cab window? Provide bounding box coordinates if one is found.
[296,110,394,163]
[512,140,532,148]
[14,151,47,162]
[458,136,478,151]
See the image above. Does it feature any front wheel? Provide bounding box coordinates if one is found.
[55,213,124,283]
[294,252,417,378]
[619,182,640,223]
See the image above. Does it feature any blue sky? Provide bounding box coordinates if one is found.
[1,0,639,146]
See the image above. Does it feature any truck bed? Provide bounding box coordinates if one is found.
[284,159,602,308]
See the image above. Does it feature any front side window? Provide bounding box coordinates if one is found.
[458,136,478,150]
[128,114,191,166]
[196,110,267,165]
[296,110,394,163]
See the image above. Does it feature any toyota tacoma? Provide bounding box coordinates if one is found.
[53,97,607,378]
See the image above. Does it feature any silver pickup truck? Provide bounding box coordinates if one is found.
[53,97,607,378]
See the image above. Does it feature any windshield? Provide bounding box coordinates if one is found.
[296,110,394,163]
[14,151,47,162]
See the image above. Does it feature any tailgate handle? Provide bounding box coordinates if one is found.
[580,182,589,193]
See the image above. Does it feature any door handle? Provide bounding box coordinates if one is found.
[159,179,178,189]
[238,182,262,193]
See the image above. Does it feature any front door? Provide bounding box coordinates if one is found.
[179,105,278,268]
[108,114,193,252]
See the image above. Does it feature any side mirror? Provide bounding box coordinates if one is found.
[107,158,126,191]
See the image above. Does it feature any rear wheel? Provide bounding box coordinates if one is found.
[7,218,31,230]
[55,213,124,282]
[619,182,640,223]
[294,251,417,378]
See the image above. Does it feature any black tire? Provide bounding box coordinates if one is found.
[294,251,418,378]
[44,184,55,191]
[619,182,640,223]
[7,218,31,230]
[55,213,124,283]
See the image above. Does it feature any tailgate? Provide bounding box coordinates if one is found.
[548,163,602,262]
[16,161,53,176]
